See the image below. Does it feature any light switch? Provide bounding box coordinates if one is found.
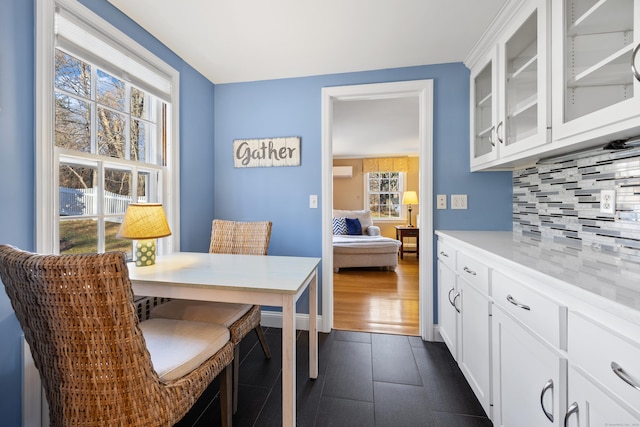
[309,195,318,209]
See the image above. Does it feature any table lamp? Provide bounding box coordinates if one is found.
[402,191,419,228]
[117,203,171,266]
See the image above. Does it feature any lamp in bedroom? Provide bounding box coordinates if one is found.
[402,191,419,228]
[117,203,171,266]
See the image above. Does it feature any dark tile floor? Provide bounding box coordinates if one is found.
[175,328,492,427]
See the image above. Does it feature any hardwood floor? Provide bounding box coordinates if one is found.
[333,254,419,336]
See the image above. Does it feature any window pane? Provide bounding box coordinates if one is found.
[131,119,148,162]
[131,87,150,120]
[55,93,91,151]
[137,171,151,202]
[97,107,126,158]
[59,219,98,254]
[106,217,131,258]
[59,164,97,216]
[105,169,132,215]
[369,177,379,192]
[97,69,125,111]
[54,49,91,98]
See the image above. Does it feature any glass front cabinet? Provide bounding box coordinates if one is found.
[470,0,550,170]
[552,0,640,143]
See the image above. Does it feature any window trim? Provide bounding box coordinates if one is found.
[36,0,180,255]
[364,171,406,221]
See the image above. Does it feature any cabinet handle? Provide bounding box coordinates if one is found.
[632,43,640,82]
[496,121,504,144]
[463,266,476,276]
[440,251,449,257]
[563,402,578,427]
[506,294,531,311]
[611,361,640,391]
[453,292,461,313]
[489,126,496,147]
[448,288,456,306]
[539,379,554,423]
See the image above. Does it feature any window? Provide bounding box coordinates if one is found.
[366,172,404,219]
[37,0,180,258]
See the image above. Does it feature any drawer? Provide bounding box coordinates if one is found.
[437,240,456,271]
[569,311,640,414]
[492,270,566,349]
[456,250,489,295]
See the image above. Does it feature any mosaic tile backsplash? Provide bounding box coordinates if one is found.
[513,148,640,262]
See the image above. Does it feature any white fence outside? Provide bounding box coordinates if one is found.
[60,187,147,216]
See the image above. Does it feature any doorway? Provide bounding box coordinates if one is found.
[321,80,434,341]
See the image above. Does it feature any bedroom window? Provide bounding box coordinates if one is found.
[37,0,180,258]
[366,172,404,219]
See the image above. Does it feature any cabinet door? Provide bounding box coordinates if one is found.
[552,0,640,142]
[497,0,551,158]
[470,48,499,169]
[564,367,640,426]
[437,260,458,360]
[492,307,566,427]
[458,277,492,418]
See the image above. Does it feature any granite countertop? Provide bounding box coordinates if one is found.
[435,230,640,326]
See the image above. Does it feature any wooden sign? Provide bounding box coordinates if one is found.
[233,137,301,168]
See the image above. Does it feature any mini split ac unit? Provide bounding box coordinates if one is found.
[332,166,353,178]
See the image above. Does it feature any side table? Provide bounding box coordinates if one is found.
[395,226,419,259]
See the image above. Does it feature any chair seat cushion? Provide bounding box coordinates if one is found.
[151,300,252,327]
[140,318,230,381]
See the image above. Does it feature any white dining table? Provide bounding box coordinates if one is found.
[127,251,321,427]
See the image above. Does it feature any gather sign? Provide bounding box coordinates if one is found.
[233,137,301,168]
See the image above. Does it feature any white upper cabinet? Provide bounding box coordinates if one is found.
[552,0,640,144]
[469,0,551,171]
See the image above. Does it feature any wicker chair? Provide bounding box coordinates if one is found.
[0,244,234,427]
[151,219,272,412]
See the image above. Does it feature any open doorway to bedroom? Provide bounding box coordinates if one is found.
[321,80,434,341]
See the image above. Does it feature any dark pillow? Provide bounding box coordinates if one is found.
[345,218,362,235]
[332,217,348,235]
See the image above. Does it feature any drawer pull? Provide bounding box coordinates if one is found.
[539,379,554,422]
[507,294,531,311]
[463,266,476,276]
[453,293,461,313]
[440,251,449,257]
[448,288,456,307]
[611,361,640,391]
[563,402,578,427]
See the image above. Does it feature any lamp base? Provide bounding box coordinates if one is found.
[135,239,156,266]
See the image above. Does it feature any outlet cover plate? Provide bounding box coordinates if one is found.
[451,194,468,210]
[436,194,447,209]
[600,190,616,214]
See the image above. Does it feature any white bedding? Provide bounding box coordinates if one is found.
[332,235,401,249]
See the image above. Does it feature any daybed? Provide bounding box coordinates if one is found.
[332,209,401,272]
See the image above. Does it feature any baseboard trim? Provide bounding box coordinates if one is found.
[260,311,329,333]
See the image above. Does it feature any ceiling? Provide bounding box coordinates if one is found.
[106,0,507,157]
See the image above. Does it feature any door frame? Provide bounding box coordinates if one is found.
[321,79,434,341]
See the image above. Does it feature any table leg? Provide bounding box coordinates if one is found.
[309,269,318,379]
[282,295,296,427]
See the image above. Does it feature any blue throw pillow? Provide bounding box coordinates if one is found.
[332,217,348,235]
[345,218,362,235]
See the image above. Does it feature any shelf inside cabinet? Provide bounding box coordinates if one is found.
[477,125,493,138]
[569,43,634,87]
[568,0,633,36]
[509,94,537,118]
[509,55,537,81]
[477,92,492,108]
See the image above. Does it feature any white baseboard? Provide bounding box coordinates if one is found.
[433,325,443,342]
[260,311,329,333]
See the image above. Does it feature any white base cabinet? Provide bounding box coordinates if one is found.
[437,259,458,359]
[492,307,566,427]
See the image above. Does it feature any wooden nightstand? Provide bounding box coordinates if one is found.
[395,226,419,259]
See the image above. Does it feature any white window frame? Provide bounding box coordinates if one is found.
[36,0,181,256]
[364,171,406,221]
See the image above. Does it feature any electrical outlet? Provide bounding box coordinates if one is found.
[436,194,447,209]
[600,190,616,214]
[451,194,468,210]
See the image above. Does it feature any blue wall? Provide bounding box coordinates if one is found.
[0,0,512,423]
